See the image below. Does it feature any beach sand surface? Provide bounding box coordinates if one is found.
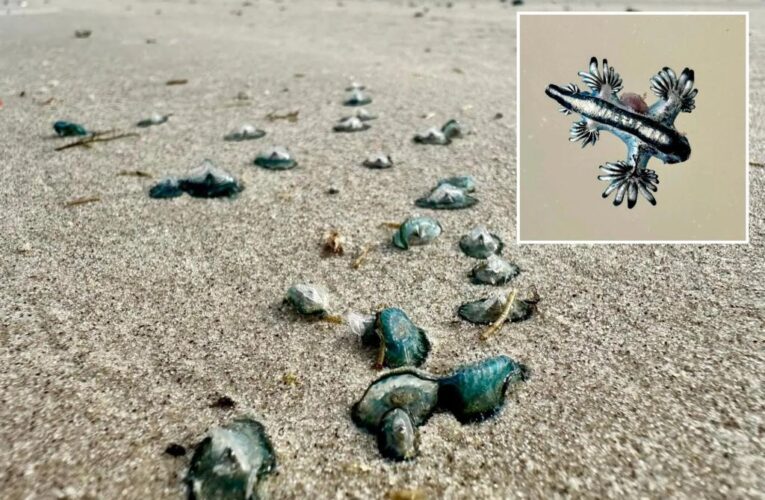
[1,1,763,498]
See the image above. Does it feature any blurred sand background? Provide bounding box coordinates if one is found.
[1,0,763,499]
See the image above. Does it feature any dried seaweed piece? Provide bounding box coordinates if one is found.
[265,110,299,122]
[64,196,100,207]
[322,229,345,256]
[55,130,139,151]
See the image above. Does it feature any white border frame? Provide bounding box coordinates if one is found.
[516,11,750,245]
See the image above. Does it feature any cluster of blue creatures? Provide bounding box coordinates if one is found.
[53,81,539,500]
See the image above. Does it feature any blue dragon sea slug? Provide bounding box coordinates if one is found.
[545,57,698,208]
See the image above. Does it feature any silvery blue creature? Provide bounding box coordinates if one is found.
[224,124,266,142]
[149,159,243,199]
[333,116,370,133]
[469,255,520,286]
[458,292,536,325]
[347,308,431,369]
[186,418,276,500]
[545,57,698,208]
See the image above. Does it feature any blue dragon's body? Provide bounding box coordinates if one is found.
[545,57,698,208]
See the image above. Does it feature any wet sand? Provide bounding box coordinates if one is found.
[0,0,763,498]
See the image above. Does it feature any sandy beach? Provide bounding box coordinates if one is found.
[1,0,763,498]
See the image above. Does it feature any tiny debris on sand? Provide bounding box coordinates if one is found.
[117,170,152,177]
[265,110,300,122]
[322,229,345,256]
[55,131,139,151]
[64,196,100,207]
[209,395,236,410]
[163,443,186,457]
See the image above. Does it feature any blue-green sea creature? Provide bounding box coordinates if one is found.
[148,177,183,199]
[286,284,330,316]
[342,108,377,121]
[333,116,370,133]
[179,159,243,198]
[457,292,536,325]
[413,126,448,145]
[343,89,372,106]
[441,119,464,140]
[469,255,520,286]
[392,216,442,250]
[413,119,464,145]
[351,370,440,432]
[224,124,266,142]
[53,121,88,137]
[345,82,366,91]
[254,147,297,170]
[415,183,478,210]
[136,112,170,128]
[459,226,503,259]
[362,152,393,169]
[186,417,276,500]
[149,160,242,199]
[438,355,528,423]
[352,355,529,460]
[377,408,418,461]
[372,308,430,369]
[437,175,476,192]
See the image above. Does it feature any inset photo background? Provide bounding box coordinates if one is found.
[517,13,747,243]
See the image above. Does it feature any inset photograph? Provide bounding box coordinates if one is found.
[517,13,748,243]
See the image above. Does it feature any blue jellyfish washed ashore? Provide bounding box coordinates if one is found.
[186,417,276,500]
[351,355,528,461]
[149,159,243,199]
[347,308,431,369]
[545,57,698,208]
